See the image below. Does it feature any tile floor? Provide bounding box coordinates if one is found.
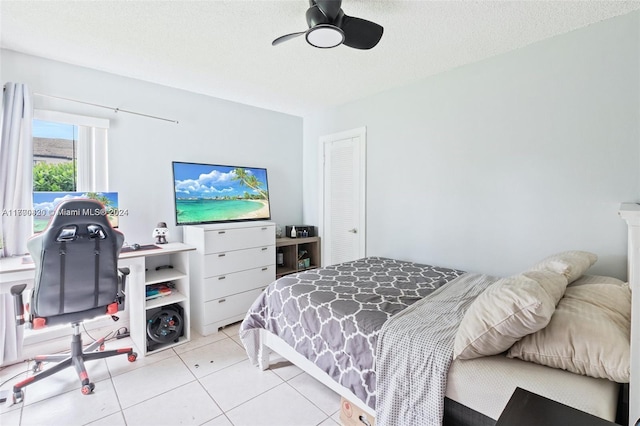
[0,322,343,426]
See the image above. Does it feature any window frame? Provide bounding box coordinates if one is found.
[33,109,110,192]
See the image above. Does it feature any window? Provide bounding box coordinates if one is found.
[33,119,78,192]
[32,110,110,192]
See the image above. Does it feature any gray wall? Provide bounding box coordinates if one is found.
[1,49,304,245]
[303,11,640,279]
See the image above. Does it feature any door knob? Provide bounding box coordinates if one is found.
[348,228,358,234]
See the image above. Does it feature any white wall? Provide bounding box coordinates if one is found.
[303,11,640,279]
[1,49,304,245]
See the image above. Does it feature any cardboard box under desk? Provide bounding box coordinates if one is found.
[339,397,375,426]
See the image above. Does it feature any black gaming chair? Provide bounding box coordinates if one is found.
[11,198,137,403]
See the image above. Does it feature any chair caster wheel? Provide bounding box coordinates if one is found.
[13,390,24,404]
[81,383,95,395]
[128,352,137,362]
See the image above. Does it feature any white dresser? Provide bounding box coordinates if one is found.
[184,221,275,335]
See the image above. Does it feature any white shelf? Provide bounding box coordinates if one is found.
[145,290,188,310]
[145,268,187,285]
[118,243,194,357]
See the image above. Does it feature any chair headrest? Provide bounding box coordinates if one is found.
[37,198,120,244]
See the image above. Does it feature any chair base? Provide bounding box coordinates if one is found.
[12,323,137,403]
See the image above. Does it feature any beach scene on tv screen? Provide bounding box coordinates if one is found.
[32,192,119,232]
[173,163,270,224]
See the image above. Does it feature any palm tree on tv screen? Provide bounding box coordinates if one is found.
[232,168,267,200]
[86,192,115,213]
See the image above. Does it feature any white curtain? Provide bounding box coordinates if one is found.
[0,83,33,365]
[1,83,33,257]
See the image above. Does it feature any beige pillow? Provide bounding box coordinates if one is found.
[507,282,631,382]
[528,250,597,283]
[453,270,568,360]
[568,274,626,288]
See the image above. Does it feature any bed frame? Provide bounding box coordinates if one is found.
[257,203,639,426]
[619,203,639,426]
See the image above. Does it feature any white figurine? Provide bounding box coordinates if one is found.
[152,222,169,244]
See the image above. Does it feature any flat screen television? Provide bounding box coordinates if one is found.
[172,161,271,225]
[33,191,120,232]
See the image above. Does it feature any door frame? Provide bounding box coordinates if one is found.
[318,127,367,266]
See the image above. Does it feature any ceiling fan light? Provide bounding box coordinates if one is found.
[306,25,344,48]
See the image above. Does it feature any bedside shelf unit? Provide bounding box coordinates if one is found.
[276,236,321,278]
[118,243,194,357]
[184,221,276,336]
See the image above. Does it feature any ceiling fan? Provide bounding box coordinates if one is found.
[273,0,384,50]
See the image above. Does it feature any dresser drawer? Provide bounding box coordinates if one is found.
[204,287,266,325]
[204,265,275,301]
[204,225,274,254]
[204,246,274,276]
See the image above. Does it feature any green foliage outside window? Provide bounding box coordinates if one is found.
[33,161,76,191]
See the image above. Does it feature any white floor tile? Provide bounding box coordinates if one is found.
[225,383,327,426]
[123,380,222,425]
[105,344,175,377]
[0,405,21,426]
[221,321,242,337]
[111,356,195,408]
[9,327,356,426]
[201,414,234,426]
[178,338,247,378]
[20,378,120,426]
[268,357,304,382]
[230,334,244,349]
[173,330,228,355]
[85,411,127,426]
[288,373,341,415]
[319,417,340,426]
[21,358,111,406]
[199,359,283,411]
[0,362,29,415]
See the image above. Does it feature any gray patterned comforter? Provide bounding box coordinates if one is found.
[240,256,465,409]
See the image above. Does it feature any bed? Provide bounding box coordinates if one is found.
[240,204,639,426]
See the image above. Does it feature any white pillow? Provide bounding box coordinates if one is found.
[528,250,597,283]
[507,282,631,383]
[453,270,568,360]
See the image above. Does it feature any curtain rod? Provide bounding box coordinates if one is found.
[33,92,179,124]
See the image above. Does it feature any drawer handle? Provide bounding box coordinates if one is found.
[218,253,226,257]
[261,247,268,251]
[218,231,226,234]
[219,299,226,303]
[261,227,267,230]
[262,267,268,271]
[218,276,226,280]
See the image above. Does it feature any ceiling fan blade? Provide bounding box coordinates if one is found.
[272,31,306,46]
[306,4,330,27]
[314,0,342,22]
[340,15,383,50]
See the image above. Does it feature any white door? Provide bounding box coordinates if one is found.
[320,127,366,266]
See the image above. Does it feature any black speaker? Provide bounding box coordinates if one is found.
[146,303,185,352]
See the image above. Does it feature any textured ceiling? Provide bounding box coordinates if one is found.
[2,1,639,117]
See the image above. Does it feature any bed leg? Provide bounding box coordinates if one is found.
[258,343,270,370]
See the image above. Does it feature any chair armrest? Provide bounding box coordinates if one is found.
[10,284,28,326]
[116,267,130,304]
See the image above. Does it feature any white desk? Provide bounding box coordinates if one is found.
[0,242,195,358]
